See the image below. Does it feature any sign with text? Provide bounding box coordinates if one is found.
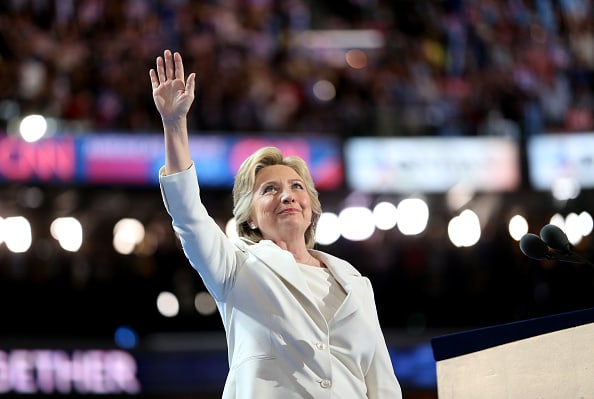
[0,342,434,396]
[0,133,343,189]
[527,132,594,190]
[0,349,140,395]
[344,136,520,193]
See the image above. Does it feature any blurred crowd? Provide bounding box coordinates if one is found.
[0,0,592,139]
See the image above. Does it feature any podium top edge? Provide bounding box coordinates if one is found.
[431,307,594,361]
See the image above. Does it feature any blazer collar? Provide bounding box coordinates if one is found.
[243,239,309,288]
[240,239,362,323]
[241,239,360,291]
[243,240,318,314]
[310,249,361,293]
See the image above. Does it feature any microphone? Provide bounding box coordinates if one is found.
[540,224,571,252]
[519,226,593,266]
[519,233,551,261]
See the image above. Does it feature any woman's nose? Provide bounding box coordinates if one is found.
[281,190,295,203]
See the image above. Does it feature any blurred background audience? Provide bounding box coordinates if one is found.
[1,0,592,139]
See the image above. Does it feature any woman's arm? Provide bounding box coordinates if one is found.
[151,50,242,300]
[149,49,196,175]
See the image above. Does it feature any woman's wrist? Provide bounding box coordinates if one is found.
[161,116,187,128]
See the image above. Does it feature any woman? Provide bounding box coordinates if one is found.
[150,49,402,398]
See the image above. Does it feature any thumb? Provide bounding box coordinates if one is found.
[186,73,196,94]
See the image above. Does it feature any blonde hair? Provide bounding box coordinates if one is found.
[232,146,321,248]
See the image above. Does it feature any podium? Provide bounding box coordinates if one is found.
[431,307,594,398]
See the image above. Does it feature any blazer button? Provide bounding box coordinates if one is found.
[320,379,332,389]
[315,342,327,350]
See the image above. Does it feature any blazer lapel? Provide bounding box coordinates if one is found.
[312,250,362,323]
[244,240,317,306]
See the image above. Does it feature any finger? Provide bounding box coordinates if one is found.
[156,56,165,83]
[164,49,174,81]
[149,69,159,90]
[174,52,185,81]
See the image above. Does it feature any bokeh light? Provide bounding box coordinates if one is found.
[157,291,179,318]
[51,217,83,252]
[396,198,429,236]
[508,214,529,241]
[339,206,375,241]
[315,212,341,245]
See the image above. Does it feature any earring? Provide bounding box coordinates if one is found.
[249,223,257,230]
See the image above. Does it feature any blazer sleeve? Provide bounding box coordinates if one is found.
[159,163,245,301]
[363,279,403,398]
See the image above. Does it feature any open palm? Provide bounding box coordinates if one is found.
[149,50,196,122]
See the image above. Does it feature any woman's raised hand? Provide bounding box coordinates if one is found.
[149,50,196,123]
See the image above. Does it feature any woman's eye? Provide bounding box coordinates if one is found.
[292,182,304,189]
[263,185,276,193]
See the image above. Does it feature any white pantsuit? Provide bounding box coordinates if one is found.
[160,164,402,398]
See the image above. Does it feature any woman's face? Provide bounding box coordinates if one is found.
[249,164,312,245]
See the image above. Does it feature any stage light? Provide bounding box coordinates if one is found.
[396,198,429,236]
[113,218,145,255]
[156,291,179,318]
[50,217,83,252]
[194,291,217,316]
[579,211,593,236]
[448,209,481,248]
[315,212,341,245]
[373,201,398,231]
[4,216,32,253]
[339,206,375,241]
[508,214,529,241]
[19,114,47,142]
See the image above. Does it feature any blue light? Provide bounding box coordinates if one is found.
[390,343,437,389]
[114,326,138,349]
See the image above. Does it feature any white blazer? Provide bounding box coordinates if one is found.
[160,164,402,399]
